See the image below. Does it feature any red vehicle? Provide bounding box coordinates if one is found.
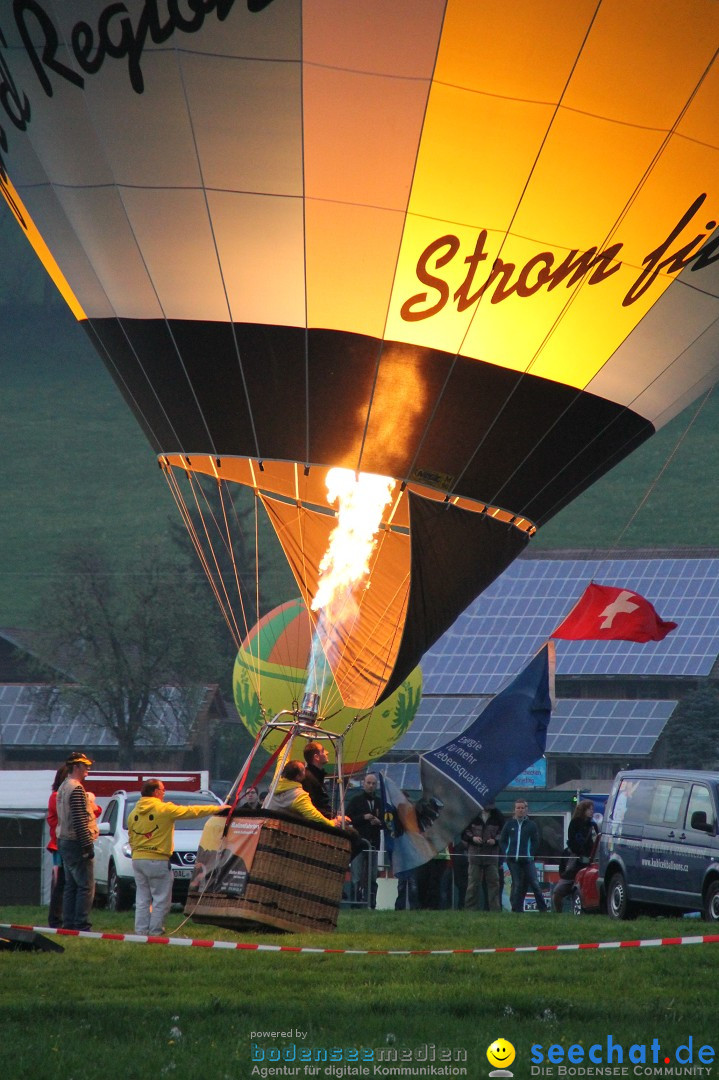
[571,837,601,915]
[572,862,600,914]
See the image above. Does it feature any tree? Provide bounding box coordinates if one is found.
[657,683,719,769]
[29,541,234,766]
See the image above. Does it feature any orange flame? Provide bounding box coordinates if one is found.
[312,468,395,615]
[305,468,395,700]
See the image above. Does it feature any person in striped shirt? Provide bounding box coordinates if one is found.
[56,751,100,930]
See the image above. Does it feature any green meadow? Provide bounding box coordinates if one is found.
[1,905,717,1080]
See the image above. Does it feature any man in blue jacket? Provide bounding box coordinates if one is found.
[499,798,548,912]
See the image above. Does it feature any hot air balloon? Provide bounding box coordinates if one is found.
[234,598,422,772]
[1,0,718,718]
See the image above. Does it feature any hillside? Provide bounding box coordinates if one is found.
[2,205,718,628]
[0,314,295,630]
[532,385,719,552]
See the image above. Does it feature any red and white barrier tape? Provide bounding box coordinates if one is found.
[4,923,719,956]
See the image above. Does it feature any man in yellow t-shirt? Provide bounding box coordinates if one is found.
[266,761,343,828]
[128,779,230,935]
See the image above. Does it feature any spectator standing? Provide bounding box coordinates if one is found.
[499,798,547,913]
[417,847,452,909]
[346,774,382,907]
[497,850,508,910]
[552,800,599,913]
[462,802,505,912]
[394,868,419,910]
[393,788,419,910]
[56,751,99,931]
[448,835,469,909]
[128,779,230,936]
[46,764,68,928]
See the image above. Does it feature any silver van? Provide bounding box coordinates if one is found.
[599,769,719,921]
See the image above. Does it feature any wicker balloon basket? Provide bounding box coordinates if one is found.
[184,810,352,933]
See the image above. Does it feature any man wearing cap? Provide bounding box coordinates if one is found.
[56,751,99,931]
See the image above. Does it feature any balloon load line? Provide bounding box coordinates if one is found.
[4,924,719,957]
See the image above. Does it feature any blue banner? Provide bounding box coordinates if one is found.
[382,643,555,874]
[422,643,553,802]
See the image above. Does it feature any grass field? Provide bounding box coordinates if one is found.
[531,384,719,553]
[1,904,717,1080]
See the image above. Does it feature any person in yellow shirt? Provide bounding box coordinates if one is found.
[266,761,343,828]
[128,779,230,935]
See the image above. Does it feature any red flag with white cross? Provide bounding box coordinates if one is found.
[550,583,677,642]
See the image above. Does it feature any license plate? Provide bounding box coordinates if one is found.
[173,868,193,879]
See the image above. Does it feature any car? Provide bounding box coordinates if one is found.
[571,862,601,915]
[568,834,601,915]
[94,788,222,911]
[599,769,719,921]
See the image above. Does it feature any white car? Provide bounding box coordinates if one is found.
[94,788,222,911]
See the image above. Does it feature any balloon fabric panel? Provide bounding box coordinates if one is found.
[260,494,411,710]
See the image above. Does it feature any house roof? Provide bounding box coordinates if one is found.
[421,554,719,695]
[0,627,70,682]
[0,683,224,750]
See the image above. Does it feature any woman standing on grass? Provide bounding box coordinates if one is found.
[46,765,68,928]
[552,800,599,913]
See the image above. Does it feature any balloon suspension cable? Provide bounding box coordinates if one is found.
[215,478,270,706]
[163,462,273,708]
[162,465,244,651]
[238,692,347,820]
[215,476,257,644]
[187,473,247,643]
[342,710,372,736]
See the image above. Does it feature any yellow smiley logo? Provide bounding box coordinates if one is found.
[487,1039,516,1070]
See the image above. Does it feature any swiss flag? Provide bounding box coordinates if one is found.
[550,583,677,642]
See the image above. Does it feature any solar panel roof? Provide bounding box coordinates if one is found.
[390,696,676,758]
[375,763,421,792]
[421,557,719,694]
[545,698,676,756]
[0,684,205,748]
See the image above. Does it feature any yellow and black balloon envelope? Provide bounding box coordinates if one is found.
[1,1,718,709]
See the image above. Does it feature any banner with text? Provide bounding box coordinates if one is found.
[383,643,555,873]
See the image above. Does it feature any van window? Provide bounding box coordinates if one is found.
[609,778,653,824]
[686,785,715,832]
[648,781,687,826]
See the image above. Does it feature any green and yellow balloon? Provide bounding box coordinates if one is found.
[233,599,422,774]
